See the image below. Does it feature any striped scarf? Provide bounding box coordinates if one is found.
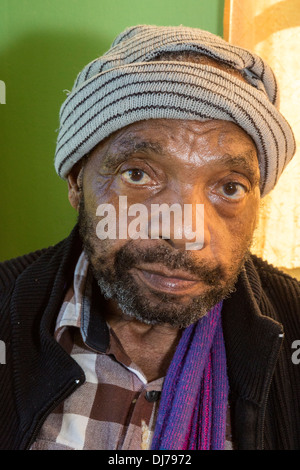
[151,301,229,450]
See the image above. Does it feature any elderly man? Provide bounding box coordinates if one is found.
[0,25,299,451]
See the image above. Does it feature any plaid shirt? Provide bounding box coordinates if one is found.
[30,252,234,450]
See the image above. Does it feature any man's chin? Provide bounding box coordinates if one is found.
[96,272,234,329]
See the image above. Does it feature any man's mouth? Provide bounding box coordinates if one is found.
[131,264,202,295]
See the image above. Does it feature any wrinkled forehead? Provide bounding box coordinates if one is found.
[99,117,255,152]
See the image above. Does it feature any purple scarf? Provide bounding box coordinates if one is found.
[151,301,229,450]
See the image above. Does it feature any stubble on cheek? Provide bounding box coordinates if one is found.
[78,195,112,266]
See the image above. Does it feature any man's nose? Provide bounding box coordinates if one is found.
[147,190,211,251]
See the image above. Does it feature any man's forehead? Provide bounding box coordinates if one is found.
[97,118,257,156]
[109,135,164,155]
[92,119,259,181]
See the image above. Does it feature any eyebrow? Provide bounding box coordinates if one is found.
[218,152,260,184]
[99,138,259,184]
[100,139,164,171]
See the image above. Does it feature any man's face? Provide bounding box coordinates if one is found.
[74,119,260,328]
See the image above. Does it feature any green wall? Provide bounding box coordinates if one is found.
[0,0,225,261]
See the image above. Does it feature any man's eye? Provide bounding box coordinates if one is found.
[218,182,247,200]
[121,169,151,185]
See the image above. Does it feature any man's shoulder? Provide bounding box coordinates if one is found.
[249,254,300,315]
[0,244,64,301]
[0,247,52,287]
[250,254,300,288]
[0,225,81,293]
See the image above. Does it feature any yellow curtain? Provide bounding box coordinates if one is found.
[224,0,300,276]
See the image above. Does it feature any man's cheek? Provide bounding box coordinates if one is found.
[91,233,128,269]
[208,220,252,273]
[225,201,258,242]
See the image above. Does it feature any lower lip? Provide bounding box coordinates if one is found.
[133,269,200,295]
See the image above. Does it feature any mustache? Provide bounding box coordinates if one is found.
[114,242,224,286]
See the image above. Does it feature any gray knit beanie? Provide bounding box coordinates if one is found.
[54,24,296,197]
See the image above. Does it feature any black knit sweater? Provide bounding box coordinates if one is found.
[0,225,300,450]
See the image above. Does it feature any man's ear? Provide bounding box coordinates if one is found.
[67,160,84,211]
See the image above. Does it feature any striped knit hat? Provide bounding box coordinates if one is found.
[54,24,296,197]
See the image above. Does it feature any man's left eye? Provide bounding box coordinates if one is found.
[121,169,151,185]
[218,182,247,200]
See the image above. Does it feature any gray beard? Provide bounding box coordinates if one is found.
[78,197,250,329]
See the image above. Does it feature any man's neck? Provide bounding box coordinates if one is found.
[104,301,183,382]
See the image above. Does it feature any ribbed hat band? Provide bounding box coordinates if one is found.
[54,25,296,197]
